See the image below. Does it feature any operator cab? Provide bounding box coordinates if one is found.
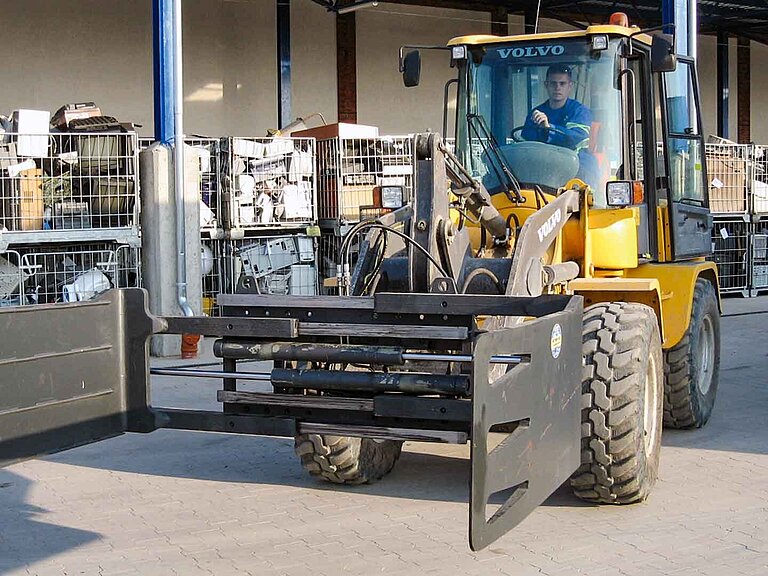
[401,13,712,262]
[456,35,621,200]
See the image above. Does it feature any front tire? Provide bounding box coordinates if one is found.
[663,278,720,429]
[570,302,664,504]
[294,434,403,485]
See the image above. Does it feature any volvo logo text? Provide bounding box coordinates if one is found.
[498,45,566,59]
[537,210,562,242]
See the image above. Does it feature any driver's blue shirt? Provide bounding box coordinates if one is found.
[521,98,592,151]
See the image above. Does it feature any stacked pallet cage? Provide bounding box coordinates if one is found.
[315,135,414,294]
[709,217,750,296]
[749,144,768,295]
[705,140,768,296]
[199,136,319,312]
[0,130,141,308]
[185,138,226,315]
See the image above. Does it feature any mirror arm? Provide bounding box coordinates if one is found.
[398,44,452,71]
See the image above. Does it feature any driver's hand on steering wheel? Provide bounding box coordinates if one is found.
[532,110,550,128]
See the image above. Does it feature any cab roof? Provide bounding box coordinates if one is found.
[448,25,652,48]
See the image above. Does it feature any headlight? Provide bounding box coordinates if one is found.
[606,181,632,206]
[381,185,404,208]
[591,34,609,51]
[606,181,644,206]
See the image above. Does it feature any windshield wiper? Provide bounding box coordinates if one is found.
[467,113,524,203]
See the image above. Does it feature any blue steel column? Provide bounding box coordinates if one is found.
[662,0,691,56]
[277,0,292,129]
[153,0,175,144]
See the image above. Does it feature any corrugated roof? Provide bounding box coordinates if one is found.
[319,1,768,44]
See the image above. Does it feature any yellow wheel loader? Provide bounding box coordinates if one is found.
[0,14,719,552]
[392,13,721,506]
[401,14,720,503]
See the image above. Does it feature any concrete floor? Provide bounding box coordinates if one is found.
[0,296,767,576]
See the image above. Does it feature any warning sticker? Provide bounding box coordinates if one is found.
[550,323,562,359]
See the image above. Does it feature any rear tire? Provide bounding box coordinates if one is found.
[294,434,403,485]
[663,279,720,429]
[570,302,664,504]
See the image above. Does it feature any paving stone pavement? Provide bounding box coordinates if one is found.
[1,297,767,576]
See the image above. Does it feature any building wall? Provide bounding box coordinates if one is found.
[0,1,763,143]
[750,42,768,144]
[0,0,153,133]
[291,0,338,127]
[356,4,490,134]
[698,35,739,140]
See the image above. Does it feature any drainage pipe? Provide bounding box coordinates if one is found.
[173,0,193,317]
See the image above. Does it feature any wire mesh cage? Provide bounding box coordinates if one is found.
[750,219,768,292]
[207,235,319,303]
[187,138,224,232]
[704,142,749,215]
[222,137,316,230]
[316,136,413,224]
[748,144,768,215]
[0,132,139,237]
[0,242,141,308]
[710,217,749,294]
[200,239,225,316]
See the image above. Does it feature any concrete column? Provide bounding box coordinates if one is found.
[140,144,202,357]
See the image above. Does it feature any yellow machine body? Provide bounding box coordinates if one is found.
[462,186,719,350]
[450,22,720,350]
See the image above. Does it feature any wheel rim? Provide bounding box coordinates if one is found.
[644,352,661,454]
[696,315,716,396]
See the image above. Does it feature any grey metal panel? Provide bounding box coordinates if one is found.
[161,316,299,338]
[154,408,295,437]
[218,294,375,310]
[670,202,713,259]
[374,292,571,317]
[468,296,583,551]
[0,289,156,467]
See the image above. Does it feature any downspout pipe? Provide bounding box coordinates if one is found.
[173,0,194,317]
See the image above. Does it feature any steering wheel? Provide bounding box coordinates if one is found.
[511,124,569,143]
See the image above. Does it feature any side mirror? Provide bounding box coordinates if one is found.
[651,33,677,73]
[402,50,421,87]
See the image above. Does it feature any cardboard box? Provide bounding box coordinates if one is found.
[752,180,768,214]
[12,109,51,157]
[340,184,376,221]
[19,168,44,231]
[706,152,746,213]
[292,122,379,140]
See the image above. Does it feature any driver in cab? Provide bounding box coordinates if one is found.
[521,64,592,151]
